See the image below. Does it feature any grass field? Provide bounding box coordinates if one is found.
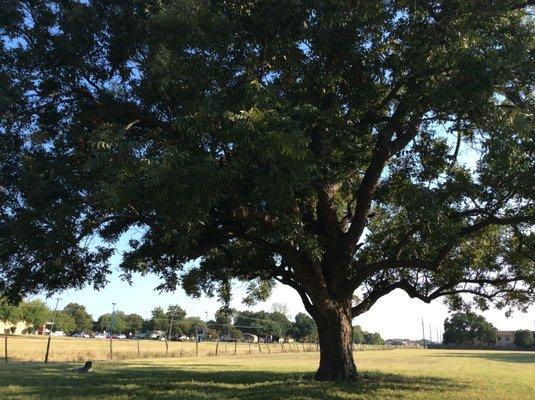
[3,335,328,362]
[0,349,534,399]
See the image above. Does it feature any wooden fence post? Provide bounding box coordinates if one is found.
[44,335,52,363]
[137,339,140,358]
[4,336,7,364]
[266,343,271,354]
[234,340,237,355]
[215,340,219,356]
[195,337,199,357]
[248,341,251,353]
[257,341,262,353]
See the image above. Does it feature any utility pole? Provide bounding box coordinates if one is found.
[109,303,116,360]
[429,324,432,344]
[421,318,426,349]
[44,298,60,363]
[168,313,175,340]
[166,311,176,357]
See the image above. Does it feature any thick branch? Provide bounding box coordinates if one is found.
[352,272,533,317]
[345,110,424,251]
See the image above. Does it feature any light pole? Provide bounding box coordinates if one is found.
[44,298,61,363]
[109,303,116,360]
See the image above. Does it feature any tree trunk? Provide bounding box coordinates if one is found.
[314,301,357,381]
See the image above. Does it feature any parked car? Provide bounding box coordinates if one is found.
[50,331,66,337]
[73,332,90,338]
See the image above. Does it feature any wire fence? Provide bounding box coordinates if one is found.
[0,334,398,363]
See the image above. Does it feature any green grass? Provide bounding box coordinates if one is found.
[0,349,534,399]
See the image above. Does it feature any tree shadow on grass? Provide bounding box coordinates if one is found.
[0,362,468,400]
[433,351,535,364]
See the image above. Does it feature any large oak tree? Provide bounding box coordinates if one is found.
[1,1,534,380]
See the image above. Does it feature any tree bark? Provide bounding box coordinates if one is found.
[314,301,357,381]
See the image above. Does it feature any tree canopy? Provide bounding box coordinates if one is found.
[352,325,383,345]
[0,298,22,324]
[21,300,50,332]
[234,310,292,338]
[54,311,76,334]
[1,0,534,381]
[63,303,93,333]
[443,311,498,345]
[124,313,145,335]
[97,311,128,334]
[513,329,534,347]
[291,312,317,342]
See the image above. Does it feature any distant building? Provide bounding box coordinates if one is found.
[496,331,516,347]
[495,330,535,347]
[385,339,422,347]
[0,320,32,335]
[242,333,258,343]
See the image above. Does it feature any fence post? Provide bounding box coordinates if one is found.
[195,336,199,357]
[266,343,271,354]
[44,335,52,363]
[257,341,262,353]
[234,340,237,355]
[215,340,219,356]
[137,339,140,358]
[109,336,113,360]
[4,336,7,364]
[281,342,284,352]
[165,338,169,357]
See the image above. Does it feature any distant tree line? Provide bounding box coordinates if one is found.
[2,300,388,344]
[352,325,384,345]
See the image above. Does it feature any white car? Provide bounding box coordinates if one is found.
[117,334,127,340]
[51,331,66,337]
